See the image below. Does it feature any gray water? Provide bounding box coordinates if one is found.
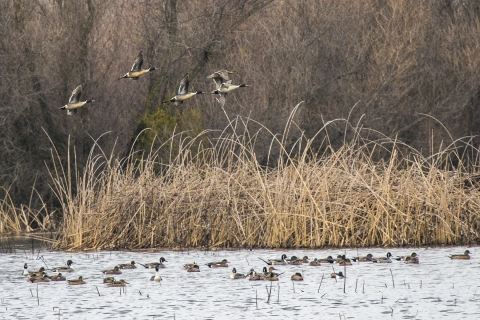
[0,244,479,319]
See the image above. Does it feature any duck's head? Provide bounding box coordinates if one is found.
[66,260,74,266]
[386,252,392,258]
[465,250,471,255]
[130,261,135,265]
[302,256,309,260]
[281,254,288,260]
[221,259,228,264]
[411,252,417,257]
[268,266,276,272]
[262,267,267,273]
[211,90,219,95]
[232,268,237,273]
[160,257,167,263]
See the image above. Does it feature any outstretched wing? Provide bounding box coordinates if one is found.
[217,70,235,81]
[217,93,227,107]
[212,78,222,89]
[178,73,189,95]
[130,51,143,72]
[69,85,82,103]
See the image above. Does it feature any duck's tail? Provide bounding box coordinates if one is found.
[258,258,271,265]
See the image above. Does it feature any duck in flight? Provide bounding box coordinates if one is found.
[59,85,95,115]
[206,70,236,89]
[170,73,205,106]
[118,51,157,80]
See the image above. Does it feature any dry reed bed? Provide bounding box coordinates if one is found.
[45,109,480,250]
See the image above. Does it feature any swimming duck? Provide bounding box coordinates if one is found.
[317,256,335,264]
[449,250,471,260]
[68,276,86,285]
[337,255,352,266]
[140,257,168,269]
[206,259,229,268]
[27,272,47,282]
[22,263,30,276]
[211,80,249,107]
[373,252,392,263]
[352,253,374,262]
[170,73,205,106]
[49,273,66,281]
[262,266,281,277]
[103,277,115,284]
[258,254,288,265]
[206,70,236,89]
[230,268,247,279]
[289,256,309,265]
[291,272,304,281]
[29,274,51,283]
[405,254,420,264]
[150,266,162,281]
[28,267,46,277]
[263,272,279,281]
[183,262,197,270]
[247,269,262,281]
[118,51,157,80]
[309,258,321,266]
[58,85,95,115]
[331,271,345,279]
[108,279,129,287]
[395,252,417,261]
[118,261,136,269]
[52,260,75,273]
[186,264,200,272]
[102,266,122,275]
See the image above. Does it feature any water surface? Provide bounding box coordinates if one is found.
[0,246,479,319]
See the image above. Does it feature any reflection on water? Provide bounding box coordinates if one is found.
[0,246,478,319]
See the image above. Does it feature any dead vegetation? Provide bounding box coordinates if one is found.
[45,106,480,250]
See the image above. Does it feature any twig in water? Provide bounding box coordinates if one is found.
[245,258,249,266]
[355,278,358,293]
[321,293,326,299]
[96,286,101,296]
[362,280,365,294]
[381,295,384,304]
[343,263,346,294]
[277,284,280,303]
[420,280,422,289]
[30,288,33,298]
[293,281,295,293]
[390,306,393,317]
[255,289,258,309]
[318,274,324,293]
[390,269,395,288]
[36,283,39,305]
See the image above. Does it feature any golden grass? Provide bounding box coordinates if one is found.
[41,106,480,249]
[0,187,51,234]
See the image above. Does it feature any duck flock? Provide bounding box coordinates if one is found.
[22,250,471,286]
[59,51,248,115]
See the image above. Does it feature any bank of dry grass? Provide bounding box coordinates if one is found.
[42,107,480,250]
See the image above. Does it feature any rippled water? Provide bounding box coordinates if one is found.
[0,243,479,319]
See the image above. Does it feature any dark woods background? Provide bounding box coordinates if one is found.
[2,0,480,209]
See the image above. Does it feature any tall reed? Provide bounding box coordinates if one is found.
[0,186,51,234]
[48,105,480,250]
